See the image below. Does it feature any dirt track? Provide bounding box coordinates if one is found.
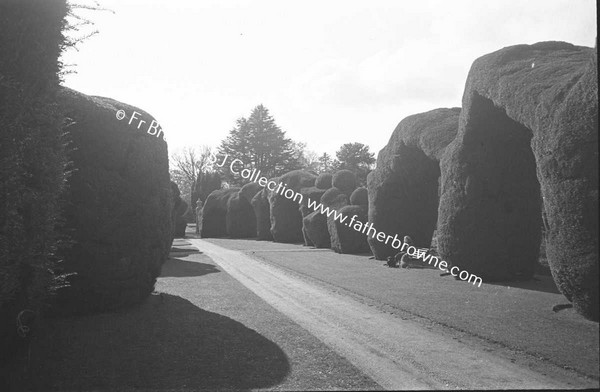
[190,238,597,390]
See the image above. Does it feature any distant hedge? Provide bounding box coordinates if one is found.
[0,0,69,372]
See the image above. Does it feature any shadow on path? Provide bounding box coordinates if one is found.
[26,294,290,391]
[160,255,220,278]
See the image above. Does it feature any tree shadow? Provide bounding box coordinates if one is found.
[160,256,220,278]
[170,241,202,255]
[486,274,560,294]
[170,249,203,257]
[26,294,290,391]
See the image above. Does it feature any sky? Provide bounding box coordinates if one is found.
[61,0,597,158]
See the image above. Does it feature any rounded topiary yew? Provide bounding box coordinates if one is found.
[332,170,357,196]
[202,188,240,238]
[226,182,262,239]
[367,107,459,261]
[55,87,173,315]
[315,173,333,190]
[350,187,368,206]
[437,42,598,320]
[333,205,371,254]
[268,170,316,243]
[251,187,273,241]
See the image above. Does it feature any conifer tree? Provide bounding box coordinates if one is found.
[335,142,375,185]
[316,152,338,173]
[218,104,301,185]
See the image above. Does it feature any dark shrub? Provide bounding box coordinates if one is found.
[268,170,316,243]
[0,0,69,374]
[170,181,182,240]
[174,200,189,238]
[251,188,273,241]
[183,204,196,224]
[171,181,190,236]
[54,88,173,315]
[225,182,262,239]
[332,170,357,195]
[325,191,350,253]
[201,188,239,238]
[302,187,344,249]
[350,187,368,206]
[315,173,333,190]
[194,171,221,207]
[333,205,371,254]
[367,108,459,260]
[437,42,598,320]
[300,187,328,216]
[324,187,371,254]
[320,187,345,206]
[300,187,329,246]
[226,191,258,238]
[240,182,262,202]
[303,212,331,248]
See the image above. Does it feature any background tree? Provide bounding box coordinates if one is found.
[194,171,222,206]
[218,104,302,185]
[169,145,213,208]
[291,141,320,173]
[316,152,339,174]
[219,117,252,169]
[335,142,376,185]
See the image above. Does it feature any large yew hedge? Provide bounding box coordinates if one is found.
[0,0,70,375]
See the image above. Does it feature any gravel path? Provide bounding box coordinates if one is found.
[191,238,598,390]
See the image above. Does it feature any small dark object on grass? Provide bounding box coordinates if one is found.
[386,256,399,268]
[552,304,573,312]
[400,253,429,269]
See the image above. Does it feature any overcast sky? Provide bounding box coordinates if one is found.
[62,0,597,157]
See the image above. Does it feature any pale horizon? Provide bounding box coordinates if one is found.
[61,0,597,157]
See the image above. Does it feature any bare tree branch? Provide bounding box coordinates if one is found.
[169,146,214,206]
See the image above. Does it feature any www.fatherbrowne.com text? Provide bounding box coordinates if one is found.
[212,153,483,287]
